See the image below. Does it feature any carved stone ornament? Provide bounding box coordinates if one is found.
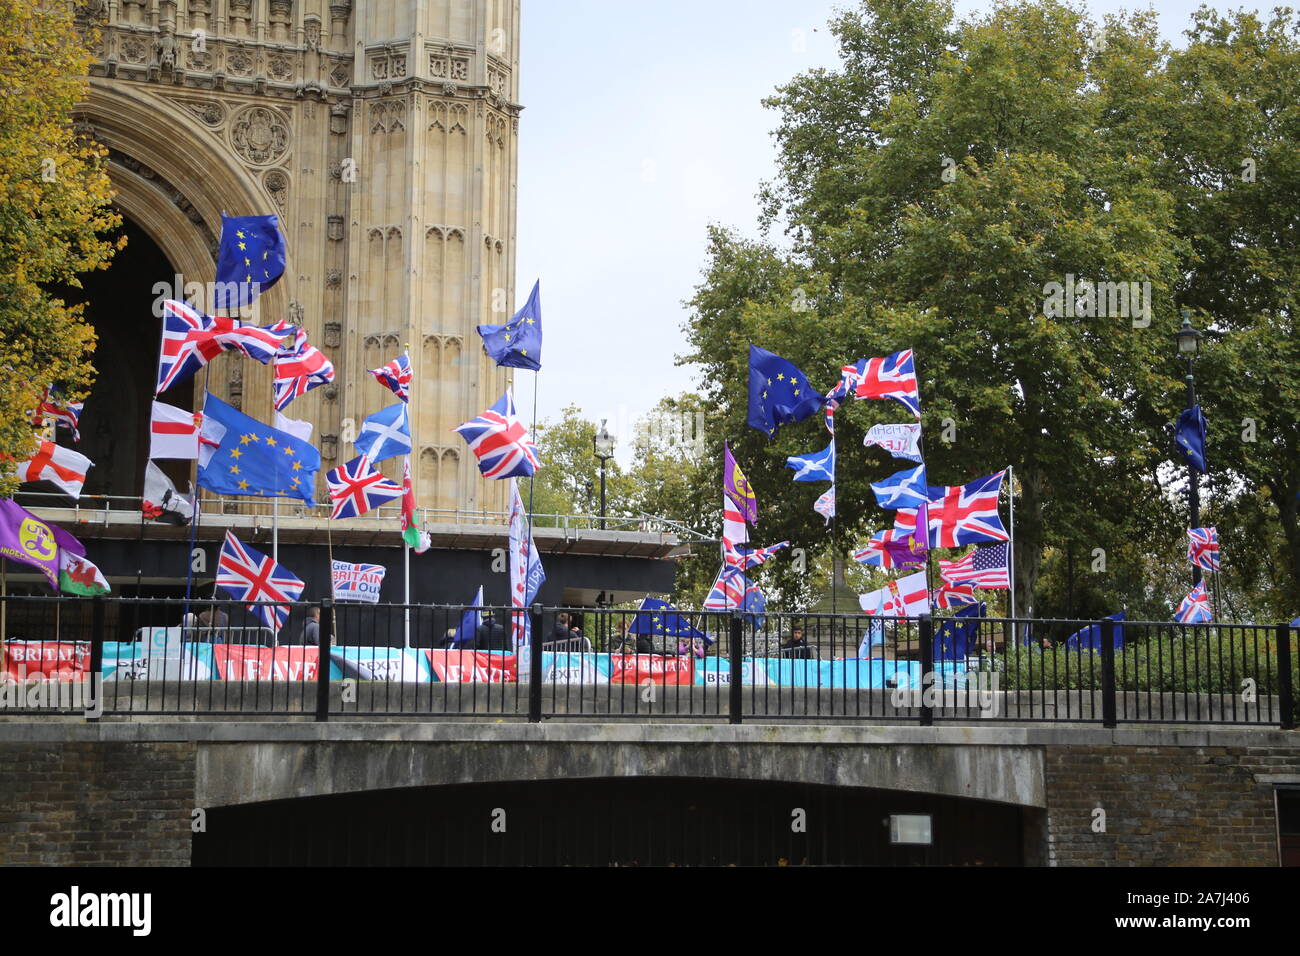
[230,105,290,165]
[329,101,349,134]
[228,50,254,76]
[121,38,148,64]
[321,434,338,461]
[269,56,295,82]
[264,169,289,208]
[330,65,351,88]
[184,100,224,126]
[327,214,344,241]
[323,322,341,348]
[325,269,341,289]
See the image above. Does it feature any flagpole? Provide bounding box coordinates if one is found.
[908,351,937,601]
[1008,464,1017,621]
[134,492,148,595]
[403,346,412,650]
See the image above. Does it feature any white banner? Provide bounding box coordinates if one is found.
[331,560,386,603]
[863,423,923,463]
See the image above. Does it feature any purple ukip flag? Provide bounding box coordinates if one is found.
[0,498,61,589]
[723,442,758,525]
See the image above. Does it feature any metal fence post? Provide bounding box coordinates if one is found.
[527,604,543,723]
[728,612,743,725]
[315,599,333,722]
[1278,621,1295,731]
[87,596,105,721]
[918,613,934,727]
[1100,618,1118,728]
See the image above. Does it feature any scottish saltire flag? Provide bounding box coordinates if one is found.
[940,542,1011,589]
[870,464,929,510]
[213,214,286,311]
[354,403,411,464]
[12,440,92,499]
[508,479,546,650]
[785,438,835,482]
[1175,405,1207,473]
[197,393,320,505]
[724,539,789,572]
[703,567,766,627]
[747,345,826,438]
[1065,611,1126,651]
[31,387,82,441]
[476,279,542,371]
[851,350,921,418]
[326,455,404,519]
[723,443,758,524]
[455,389,540,480]
[1187,527,1220,573]
[216,531,303,633]
[930,583,979,609]
[1175,582,1212,624]
[853,529,926,570]
[370,353,413,403]
[863,423,923,463]
[272,326,335,411]
[814,486,835,524]
[897,472,1008,548]
[155,300,287,394]
[453,586,485,646]
[629,598,708,641]
[933,602,985,661]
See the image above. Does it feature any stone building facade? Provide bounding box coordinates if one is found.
[69,0,521,517]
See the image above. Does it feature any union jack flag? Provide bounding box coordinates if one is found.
[155,300,287,394]
[896,471,1009,548]
[703,567,766,626]
[724,539,789,572]
[370,353,412,403]
[1175,581,1212,624]
[939,542,1011,589]
[31,386,82,441]
[454,389,540,480]
[1187,527,1220,573]
[853,529,926,570]
[272,326,335,411]
[813,486,836,524]
[930,583,979,609]
[326,455,404,519]
[215,531,304,633]
[851,349,921,418]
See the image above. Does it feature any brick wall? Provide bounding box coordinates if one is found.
[0,742,196,866]
[1044,745,1298,867]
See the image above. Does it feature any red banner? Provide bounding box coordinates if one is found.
[212,645,319,681]
[2,641,89,680]
[608,654,694,685]
[425,650,517,683]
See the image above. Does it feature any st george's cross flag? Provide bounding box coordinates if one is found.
[213,214,287,311]
[896,472,1009,548]
[786,438,836,483]
[272,326,334,411]
[31,386,82,442]
[155,300,288,394]
[454,389,540,480]
[12,441,92,499]
[369,353,413,403]
[354,403,411,464]
[1175,581,1213,624]
[1187,527,1220,573]
[939,542,1011,589]
[850,349,921,418]
[215,531,303,633]
[326,455,404,519]
[722,495,750,548]
[858,571,930,617]
[149,401,202,460]
[477,279,543,371]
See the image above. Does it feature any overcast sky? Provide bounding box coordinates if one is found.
[515,0,1233,462]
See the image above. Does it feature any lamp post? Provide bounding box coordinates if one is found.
[593,419,615,531]
[1174,309,1203,586]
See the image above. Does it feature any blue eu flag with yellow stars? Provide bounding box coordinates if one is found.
[197,393,320,506]
[627,598,707,640]
[214,214,287,311]
[476,280,542,371]
[747,344,826,438]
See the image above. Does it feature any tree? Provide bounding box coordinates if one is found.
[529,405,633,523]
[0,2,120,492]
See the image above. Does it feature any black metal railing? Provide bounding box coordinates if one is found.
[0,594,1293,728]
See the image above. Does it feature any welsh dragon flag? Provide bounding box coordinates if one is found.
[400,460,429,553]
[58,552,110,596]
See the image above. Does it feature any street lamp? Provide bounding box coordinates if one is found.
[1174,309,1203,585]
[593,419,615,531]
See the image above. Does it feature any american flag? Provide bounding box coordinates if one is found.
[31,387,82,441]
[454,390,539,480]
[703,567,766,626]
[939,542,1010,589]
[215,531,304,633]
[1175,581,1212,624]
[370,353,412,403]
[724,539,789,572]
[326,455,404,519]
[931,583,979,609]
[155,300,287,394]
[1187,527,1220,573]
[272,326,335,411]
[897,471,1008,548]
[852,349,921,418]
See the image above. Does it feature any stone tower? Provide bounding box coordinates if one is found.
[73,0,520,518]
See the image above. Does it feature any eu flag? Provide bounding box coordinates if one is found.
[197,393,320,506]
[476,280,542,371]
[747,345,826,438]
[214,214,287,311]
[1175,405,1207,473]
[628,598,707,640]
